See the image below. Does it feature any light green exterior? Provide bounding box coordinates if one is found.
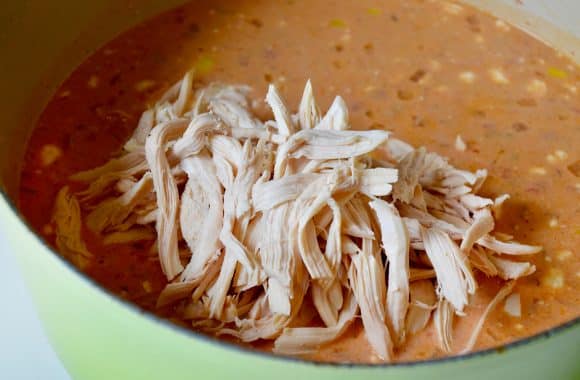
[1,201,579,378]
[0,1,578,379]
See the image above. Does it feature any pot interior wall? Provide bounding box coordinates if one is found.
[0,0,185,201]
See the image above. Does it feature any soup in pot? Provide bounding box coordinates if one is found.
[19,0,579,363]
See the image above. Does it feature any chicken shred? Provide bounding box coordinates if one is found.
[421,227,476,312]
[369,199,410,346]
[298,80,320,130]
[460,281,516,354]
[406,280,437,335]
[54,73,541,361]
[349,247,394,361]
[434,299,455,353]
[52,187,92,269]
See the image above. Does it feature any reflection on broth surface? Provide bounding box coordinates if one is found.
[19,0,579,363]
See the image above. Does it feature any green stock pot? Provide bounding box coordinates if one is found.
[0,1,578,379]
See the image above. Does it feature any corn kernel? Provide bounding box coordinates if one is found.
[527,79,547,97]
[495,20,511,32]
[329,19,347,28]
[529,166,546,175]
[556,249,572,261]
[39,144,62,167]
[340,32,352,43]
[547,67,567,79]
[489,68,509,84]
[142,280,153,293]
[42,224,54,235]
[442,2,463,15]
[459,71,476,83]
[194,55,215,74]
[564,84,577,94]
[134,80,156,92]
[555,150,568,160]
[542,268,564,289]
[87,75,99,89]
[429,60,442,71]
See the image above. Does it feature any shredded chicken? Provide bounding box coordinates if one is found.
[52,187,92,269]
[274,292,357,355]
[455,135,467,152]
[53,73,541,361]
[369,199,409,346]
[434,298,455,352]
[349,244,394,360]
[405,280,437,335]
[460,281,516,353]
